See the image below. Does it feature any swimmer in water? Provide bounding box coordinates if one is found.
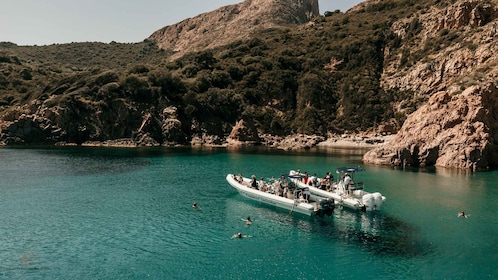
[241,216,252,226]
[192,202,201,209]
[458,211,468,218]
[231,232,252,239]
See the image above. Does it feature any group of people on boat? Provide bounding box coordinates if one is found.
[235,173,312,201]
[294,169,355,196]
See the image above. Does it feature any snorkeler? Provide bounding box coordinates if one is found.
[231,232,252,239]
[241,216,252,226]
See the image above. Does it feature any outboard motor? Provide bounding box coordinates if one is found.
[362,194,374,212]
[372,192,384,210]
[317,198,335,217]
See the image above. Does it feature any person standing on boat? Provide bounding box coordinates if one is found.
[281,176,289,198]
[302,187,311,202]
[296,170,302,182]
[274,179,283,196]
[251,175,258,189]
[343,173,352,195]
[310,173,317,187]
[303,171,309,184]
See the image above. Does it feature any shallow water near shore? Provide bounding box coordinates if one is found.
[0,146,496,279]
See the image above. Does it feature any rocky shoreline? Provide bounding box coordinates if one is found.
[45,133,393,151]
[0,105,391,151]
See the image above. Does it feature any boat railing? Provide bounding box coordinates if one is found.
[351,182,364,190]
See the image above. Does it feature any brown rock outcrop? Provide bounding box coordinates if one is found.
[259,134,324,150]
[227,120,261,145]
[148,0,319,59]
[363,83,498,171]
[0,99,188,147]
[160,106,187,145]
[227,119,261,145]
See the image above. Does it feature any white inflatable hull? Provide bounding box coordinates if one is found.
[226,174,333,216]
[289,170,386,212]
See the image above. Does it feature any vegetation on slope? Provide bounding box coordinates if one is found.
[0,0,437,144]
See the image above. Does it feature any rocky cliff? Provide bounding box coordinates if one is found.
[381,0,498,97]
[363,0,498,171]
[363,83,498,171]
[0,97,187,147]
[148,0,319,59]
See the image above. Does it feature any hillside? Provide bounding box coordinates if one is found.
[1,0,498,170]
[148,0,320,60]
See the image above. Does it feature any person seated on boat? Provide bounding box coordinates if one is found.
[324,172,333,191]
[283,186,289,198]
[269,176,276,184]
[236,173,243,183]
[251,175,258,189]
[259,177,268,192]
[319,176,327,190]
[232,232,252,239]
[267,183,275,194]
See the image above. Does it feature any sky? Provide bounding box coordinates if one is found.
[0,0,364,46]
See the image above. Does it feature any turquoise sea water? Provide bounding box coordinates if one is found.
[0,146,497,279]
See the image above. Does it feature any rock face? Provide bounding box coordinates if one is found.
[0,99,187,147]
[227,119,261,145]
[363,83,498,171]
[359,0,498,170]
[381,1,498,97]
[148,0,319,59]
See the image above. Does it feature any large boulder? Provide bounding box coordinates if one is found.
[227,119,261,145]
[363,83,498,171]
[160,106,187,145]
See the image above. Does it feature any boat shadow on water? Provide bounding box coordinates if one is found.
[310,209,432,258]
[227,193,431,258]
